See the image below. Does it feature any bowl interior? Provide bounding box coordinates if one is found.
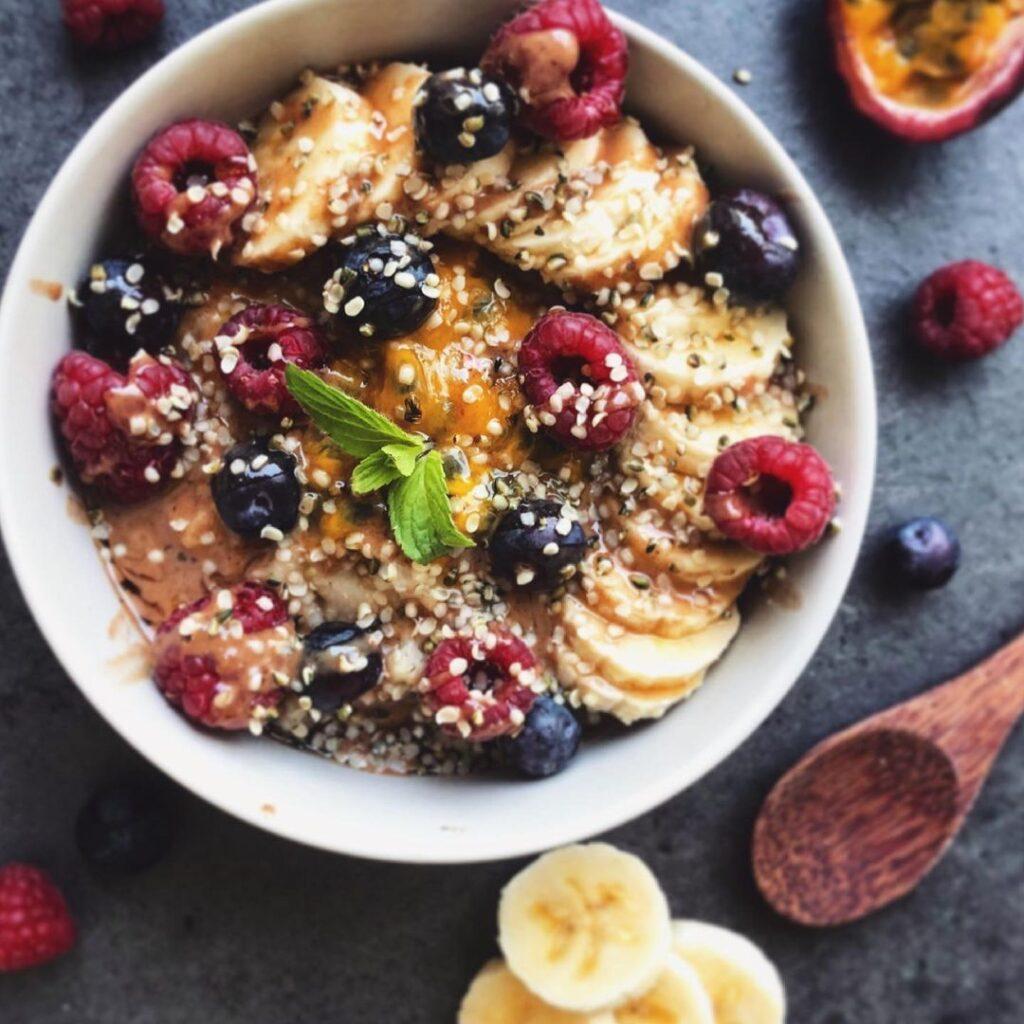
[0,0,875,863]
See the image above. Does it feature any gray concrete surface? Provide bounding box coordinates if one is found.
[1,1,1022,1021]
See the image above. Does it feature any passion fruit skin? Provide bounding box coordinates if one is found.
[828,0,1024,142]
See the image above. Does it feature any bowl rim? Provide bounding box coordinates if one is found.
[0,0,876,863]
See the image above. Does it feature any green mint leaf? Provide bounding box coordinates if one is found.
[381,442,421,477]
[388,450,474,564]
[285,364,419,459]
[351,450,406,495]
[351,441,424,495]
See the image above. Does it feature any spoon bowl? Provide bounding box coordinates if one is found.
[753,632,1024,926]
[754,728,958,926]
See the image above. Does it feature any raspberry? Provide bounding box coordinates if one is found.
[519,310,642,451]
[51,351,193,503]
[705,436,836,555]
[0,863,76,973]
[226,581,291,633]
[105,351,198,444]
[422,632,540,742]
[132,120,256,258]
[482,0,628,141]
[216,304,327,416]
[911,260,1023,361]
[62,0,164,50]
[153,583,295,730]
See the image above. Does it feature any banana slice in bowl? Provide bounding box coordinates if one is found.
[498,843,672,1014]
[672,921,785,1024]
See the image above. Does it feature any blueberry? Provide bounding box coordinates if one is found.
[211,439,300,538]
[324,229,438,341]
[414,68,516,165]
[75,258,182,361]
[504,696,582,779]
[301,621,383,713]
[489,499,588,589]
[888,517,961,589]
[75,779,173,874]
[694,189,801,304]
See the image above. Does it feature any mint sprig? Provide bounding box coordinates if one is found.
[286,364,425,462]
[285,365,474,564]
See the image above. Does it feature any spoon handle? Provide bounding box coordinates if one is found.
[888,630,1024,809]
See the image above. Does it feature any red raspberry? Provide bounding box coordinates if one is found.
[216,304,327,416]
[422,632,540,742]
[482,0,628,141]
[105,351,198,445]
[132,120,257,258]
[227,581,292,633]
[0,863,76,973]
[911,260,1023,361]
[519,310,642,452]
[153,582,295,730]
[61,0,164,50]
[51,351,193,503]
[705,436,836,555]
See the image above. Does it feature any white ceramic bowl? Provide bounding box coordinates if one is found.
[0,0,875,863]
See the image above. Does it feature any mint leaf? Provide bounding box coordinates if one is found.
[351,450,405,495]
[382,442,421,477]
[351,441,424,495]
[388,451,474,564]
[287,367,468,564]
[285,364,419,459]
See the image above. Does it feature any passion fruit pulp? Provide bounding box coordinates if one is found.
[830,0,1024,141]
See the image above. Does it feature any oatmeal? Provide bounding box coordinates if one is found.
[50,0,837,780]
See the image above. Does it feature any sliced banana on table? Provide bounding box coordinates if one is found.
[611,956,715,1024]
[672,921,786,1024]
[458,960,614,1024]
[498,843,672,1014]
[459,956,714,1024]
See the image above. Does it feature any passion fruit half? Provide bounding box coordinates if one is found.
[829,0,1024,142]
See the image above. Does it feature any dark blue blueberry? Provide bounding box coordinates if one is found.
[325,230,438,341]
[504,696,582,779]
[888,517,961,589]
[302,621,383,713]
[489,498,588,589]
[75,258,183,362]
[694,189,801,304]
[211,439,300,538]
[75,779,173,875]
[414,67,516,165]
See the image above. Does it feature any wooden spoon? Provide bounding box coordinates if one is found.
[752,631,1024,926]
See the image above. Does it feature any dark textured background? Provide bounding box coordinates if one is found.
[1,1,1022,1021]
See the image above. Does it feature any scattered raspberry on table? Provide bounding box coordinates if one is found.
[912,260,1023,361]
[62,0,165,51]
[0,863,76,972]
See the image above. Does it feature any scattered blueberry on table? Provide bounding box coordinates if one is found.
[887,517,961,591]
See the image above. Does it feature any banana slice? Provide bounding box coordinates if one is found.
[459,957,714,1024]
[672,921,786,1024]
[421,119,706,293]
[612,956,715,1024]
[458,960,613,1024]
[617,285,792,404]
[498,843,672,1013]
[555,597,740,723]
[237,64,428,271]
[238,75,375,270]
[634,396,797,483]
[583,559,737,639]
